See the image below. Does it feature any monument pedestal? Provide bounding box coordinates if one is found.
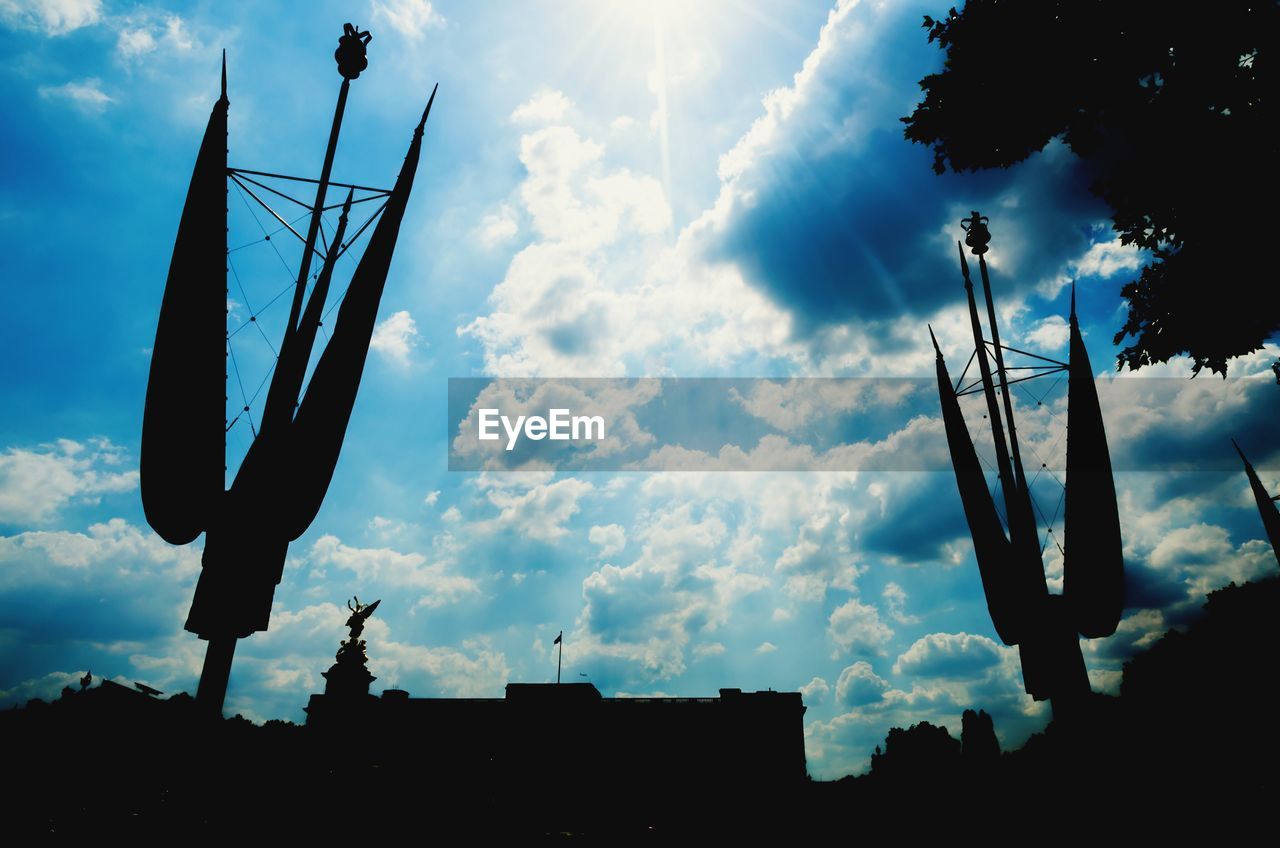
[322,638,376,698]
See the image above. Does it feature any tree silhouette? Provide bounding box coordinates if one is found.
[902,1,1279,379]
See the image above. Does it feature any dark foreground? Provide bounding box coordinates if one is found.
[5,578,1278,839]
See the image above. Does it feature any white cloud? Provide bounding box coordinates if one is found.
[1147,523,1276,598]
[1025,315,1070,351]
[307,534,478,608]
[756,641,777,654]
[892,632,1004,678]
[730,379,917,433]
[370,309,419,367]
[0,439,137,523]
[116,27,155,57]
[835,661,889,707]
[475,203,518,248]
[423,490,440,507]
[38,78,114,113]
[0,670,88,707]
[0,0,101,35]
[161,14,192,50]
[588,523,626,558]
[1073,236,1143,279]
[881,582,919,625]
[114,14,196,61]
[799,675,829,705]
[827,598,892,658]
[0,518,201,662]
[369,0,445,40]
[0,517,195,578]
[459,109,799,378]
[510,89,572,125]
[692,642,726,661]
[474,474,595,541]
[572,500,769,685]
[610,115,637,133]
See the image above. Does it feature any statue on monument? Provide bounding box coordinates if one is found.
[323,596,382,699]
[344,597,381,642]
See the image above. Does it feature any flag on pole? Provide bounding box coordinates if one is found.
[554,630,563,684]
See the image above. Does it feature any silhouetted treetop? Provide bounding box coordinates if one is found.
[903,1,1280,379]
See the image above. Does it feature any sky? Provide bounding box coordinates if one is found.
[0,0,1277,780]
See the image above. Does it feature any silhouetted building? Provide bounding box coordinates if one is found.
[305,682,808,794]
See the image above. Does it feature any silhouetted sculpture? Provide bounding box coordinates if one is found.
[931,214,1123,709]
[335,23,372,79]
[322,597,381,699]
[344,596,380,641]
[140,24,437,715]
[79,670,91,690]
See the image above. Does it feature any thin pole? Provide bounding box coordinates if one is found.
[960,243,1016,501]
[285,77,350,338]
[557,631,563,684]
[196,636,236,716]
[978,253,1029,491]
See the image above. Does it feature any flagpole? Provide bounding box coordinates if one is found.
[556,630,563,684]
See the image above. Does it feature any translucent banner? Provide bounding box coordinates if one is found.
[446,377,1279,472]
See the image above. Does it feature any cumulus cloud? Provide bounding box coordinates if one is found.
[692,0,1114,356]
[369,0,444,40]
[472,474,595,541]
[114,13,197,61]
[0,670,91,707]
[0,518,200,648]
[892,632,1004,678]
[370,310,420,367]
[475,203,519,248]
[307,534,478,609]
[1147,523,1275,598]
[730,379,918,433]
[881,582,918,625]
[460,98,800,377]
[800,675,830,705]
[510,89,572,125]
[588,523,626,558]
[827,598,893,658]
[572,499,773,687]
[116,27,155,57]
[1025,315,1070,351]
[1,0,101,35]
[835,661,890,707]
[0,439,137,524]
[1072,235,1144,279]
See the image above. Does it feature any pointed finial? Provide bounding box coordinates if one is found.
[415,83,439,136]
[957,241,972,287]
[338,186,355,223]
[1232,438,1248,464]
[928,323,942,356]
[220,49,227,102]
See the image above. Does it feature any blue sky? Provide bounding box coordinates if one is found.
[1,0,1277,780]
